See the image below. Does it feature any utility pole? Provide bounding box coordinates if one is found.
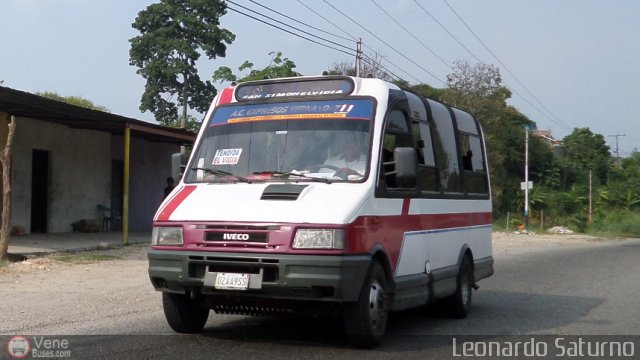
[355,38,362,77]
[181,74,189,155]
[522,126,530,233]
[608,133,626,167]
[587,169,593,225]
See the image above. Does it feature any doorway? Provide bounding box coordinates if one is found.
[31,149,50,233]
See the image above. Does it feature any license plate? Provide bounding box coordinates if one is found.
[214,272,249,290]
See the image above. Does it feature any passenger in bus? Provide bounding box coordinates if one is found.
[462,150,473,171]
[325,132,366,178]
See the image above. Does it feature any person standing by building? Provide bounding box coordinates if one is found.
[164,177,175,198]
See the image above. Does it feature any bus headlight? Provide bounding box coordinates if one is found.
[292,229,345,249]
[152,226,183,246]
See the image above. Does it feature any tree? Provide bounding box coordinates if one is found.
[36,92,109,112]
[177,115,203,133]
[0,116,16,262]
[213,52,301,84]
[560,127,611,187]
[443,60,505,116]
[326,52,395,82]
[129,0,235,127]
[594,150,639,211]
[406,83,445,100]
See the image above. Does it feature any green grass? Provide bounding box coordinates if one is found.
[588,210,640,238]
[51,253,120,263]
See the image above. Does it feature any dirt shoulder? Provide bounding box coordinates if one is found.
[491,231,613,257]
[1,244,147,275]
[0,244,158,335]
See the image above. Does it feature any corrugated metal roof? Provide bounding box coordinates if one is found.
[0,85,196,144]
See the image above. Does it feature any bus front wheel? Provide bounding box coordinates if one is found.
[343,260,389,348]
[162,292,210,333]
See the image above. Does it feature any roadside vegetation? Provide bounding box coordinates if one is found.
[431,61,640,237]
[50,253,120,264]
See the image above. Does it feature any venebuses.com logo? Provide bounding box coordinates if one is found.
[5,335,71,359]
[6,336,30,358]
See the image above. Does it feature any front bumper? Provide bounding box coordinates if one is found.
[148,249,371,302]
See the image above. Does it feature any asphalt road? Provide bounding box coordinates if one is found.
[5,238,640,359]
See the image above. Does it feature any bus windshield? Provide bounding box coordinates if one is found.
[185,98,374,183]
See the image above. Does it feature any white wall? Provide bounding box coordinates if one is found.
[11,117,111,233]
[9,116,181,233]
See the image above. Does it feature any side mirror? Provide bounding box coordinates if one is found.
[171,153,187,181]
[394,147,417,185]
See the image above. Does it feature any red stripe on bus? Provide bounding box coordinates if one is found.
[156,185,197,221]
[155,211,492,273]
[218,87,234,105]
[347,212,492,271]
[401,198,410,215]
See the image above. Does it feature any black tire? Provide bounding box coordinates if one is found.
[162,292,210,333]
[447,255,473,319]
[343,260,389,349]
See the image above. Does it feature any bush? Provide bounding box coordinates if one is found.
[589,210,640,237]
[492,214,524,231]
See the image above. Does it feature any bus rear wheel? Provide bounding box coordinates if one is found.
[162,292,210,333]
[343,260,389,349]
[446,255,473,319]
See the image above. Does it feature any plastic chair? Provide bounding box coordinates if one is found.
[97,204,114,232]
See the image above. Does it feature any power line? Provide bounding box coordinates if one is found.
[228,1,411,84]
[248,0,354,44]
[411,0,553,126]
[296,1,396,66]
[412,0,483,63]
[360,56,402,82]
[441,0,572,131]
[296,0,356,42]
[226,0,353,53]
[321,0,445,85]
[226,6,354,58]
[295,0,416,84]
[370,0,453,71]
[361,53,418,84]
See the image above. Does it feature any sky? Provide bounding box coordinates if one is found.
[1,0,639,156]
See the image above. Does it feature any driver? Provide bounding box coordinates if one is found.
[325,132,367,178]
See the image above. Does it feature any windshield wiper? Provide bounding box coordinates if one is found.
[252,170,332,184]
[192,167,251,183]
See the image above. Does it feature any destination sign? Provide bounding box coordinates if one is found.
[235,78,354,101]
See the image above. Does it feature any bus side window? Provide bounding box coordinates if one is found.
[460,134,473,171]
[405,91,440,194]
[453,108,489,195]
[460,134,489,194]
[380,109,415,191]
[428,100,462,193]
[415,121,439,193]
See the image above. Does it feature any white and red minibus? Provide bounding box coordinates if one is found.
[149,76,493,348]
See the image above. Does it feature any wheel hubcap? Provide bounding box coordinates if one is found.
[368,280,385,326]
[461,270,470,306]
